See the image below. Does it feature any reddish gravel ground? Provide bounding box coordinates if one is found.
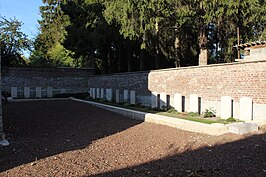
[0,100,266,177]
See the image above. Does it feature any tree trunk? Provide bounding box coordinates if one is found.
[127,41,133,72]
[140,49,145,71]
[101,50,108,74]
[118,42,123,72]
[107,48,111,74]
[155,22,159,69]
[175,47,181,67]
[174,36,181,67]
[155,54,159,69]
[198,29,208,65]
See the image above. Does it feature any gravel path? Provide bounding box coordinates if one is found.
[0,100,266,177]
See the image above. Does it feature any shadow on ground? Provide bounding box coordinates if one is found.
[0,100,142,172]
[1,100,266,176]
[89,132,266,177]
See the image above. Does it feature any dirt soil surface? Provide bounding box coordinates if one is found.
[1,100,266,177]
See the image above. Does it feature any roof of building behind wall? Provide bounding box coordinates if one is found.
[237,41,266,50]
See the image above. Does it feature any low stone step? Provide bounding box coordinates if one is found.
[227,122,258,135]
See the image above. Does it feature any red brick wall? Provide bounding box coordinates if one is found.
[2,67,94,94]
[86,61,266,105]
[148,61,266,104]
[88,72,150,96]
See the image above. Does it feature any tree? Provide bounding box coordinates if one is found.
[202,0,266,62]
[104,0,175,69]
[30,0,74,67]
[104,0,201,68]
[62,0,125,73]
[0,17,30,66]
[61,0,102,68]
[34,0,265,72]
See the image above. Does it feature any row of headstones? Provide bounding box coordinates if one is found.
[89,88,136,105]
[221,96,253,121]
[10,87,54,98]
[151,92,191,111]
[151,92,253,120]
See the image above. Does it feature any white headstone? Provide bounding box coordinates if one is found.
[36,87,42,98]
[24,87,30,98]
[130,91,136,105]
[92,88,96,99]
[116,89,120,103]
[189,94,199,113]
[151,92,158,109]
[240,97,253,121]
[106,89,113,101]
[221,96,232,119]
[96,88,100,98]
[124,90,129,102]
[11,87,17,98]
[174,93,182,112]
[47,87,53,98]
[100,88,104,99]
[89,88,93,97]
[160,92,167,109]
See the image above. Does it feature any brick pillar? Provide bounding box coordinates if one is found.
[0,53,9,146]
[199,49,208,66]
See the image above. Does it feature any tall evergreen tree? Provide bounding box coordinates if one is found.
[31,0,265,71]
[30,0,74,67]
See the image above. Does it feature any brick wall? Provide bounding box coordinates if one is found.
[87,60,266,121]
[88,71,150,96]
[148,60,266,104]
[88,61,266,105]
[2,67,94,95]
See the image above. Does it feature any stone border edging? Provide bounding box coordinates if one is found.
[70,97,230,135]
[7,98,70,102]
[69,97,146,120]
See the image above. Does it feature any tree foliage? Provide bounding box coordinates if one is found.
[30,0,265,72]
[0,17,30,66]
[203,0,266,62]
[30,0,74,67]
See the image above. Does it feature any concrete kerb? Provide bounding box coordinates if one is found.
[7,98,70,102]
[69,98,258,136]
[145,114,228,135]
[70,97,146,120]
[227,122,259,135]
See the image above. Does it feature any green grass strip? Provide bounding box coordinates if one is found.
[157,112,228,124]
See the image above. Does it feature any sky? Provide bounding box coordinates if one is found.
[0,0,44,39]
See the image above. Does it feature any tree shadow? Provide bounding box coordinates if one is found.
[89,132,266,177]
[0,100,142,172]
